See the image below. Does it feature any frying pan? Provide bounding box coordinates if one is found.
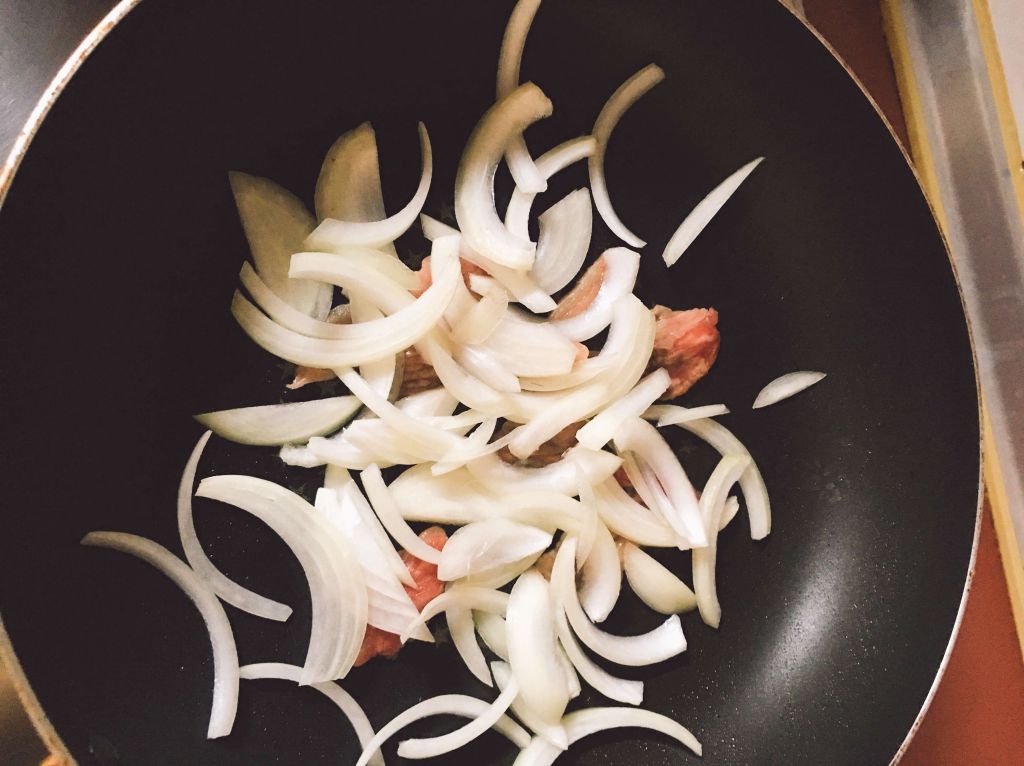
[0,1,980,764]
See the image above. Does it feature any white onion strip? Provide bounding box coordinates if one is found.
[529,189,593,295]
[589,64,665,248]
[752,370,826,409]
[645,403,730,425]
[465,448,621,496]
[454,345,522,394]
[239,662,383,766]
[438,519,552,582]
[513,707,701,766]
[507,570,571,726]
[621,543,697,615]
[592,477,677,548]
[339,480,416,587]
[692,454,750,628]
[177,431,292,622]
[397,666,521,759]
[492,660,569,750]
[306,123,432,250]
[81,531,239,739]
[452,285,509,346]
[577,368,670,450]
[577,519,622,624]
[475,612,510,661]
[455,83,552,269]
[552,538,686,667]
[662,157,764,267]
[505,136,597,242]
[229,171,331,319]
[663,417,771,539]
[195,396,361,446]
[421,214,556,313]
[231,240,459,368]
[402,586,510,643]
[361,464,442,564]
[354,692,529,766]
[496,0,546,194]
[448,606,493,686]
[553,608,643,706]
[550,248,640,342]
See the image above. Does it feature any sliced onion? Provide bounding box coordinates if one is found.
[354,692,529,766]
[229,171,331,319]
[588,64,665,249]
[81,531,239,739]
[455,83,552,269]
[550,248,640,341]
[316,487,428,640]
[529,189,593,295]
[279,443,328,468]
[438,519,552,582]
[553,607,642,706]
[644,403,730,425]
[576,368,670,450]
[465,447,621,496]
[431,417,501,476]
[492,660,569,750]
[519,356,613,393]
[514,706,701,766]
[505,136,597,242]
[350,297,401,400]
[507,570,571,725]
[662,157,764,267]
[397,388,459,418]
[389,465,493,525]
[397,664,520,759]
[664,417,771,539]
[361,464,442,564]
[197,475,367,682]
[306,123,432,250]
[552,538,686,666]
[323,464,352,490]
[577,520,621,624]
[421,214,556,312]
[475,611,509,661]
[177,431,292,621]
[613,418,707,549]
[692,454,750,628]
[194,396,360,447]
[451,284,509,346]
[239,662,383,766]
[231,238,459,368]
[483,308,580,377]
[752,370,826,409]
[620,543,696,615]
[721,495,740,530]
[337,479,416,587]
[592,477,677,548]
[454,345,522,394]
[401,586,510,643]
[496,0,546,193]
[418,336,512,416]
[448,606,493,686]
[315,121,389,233]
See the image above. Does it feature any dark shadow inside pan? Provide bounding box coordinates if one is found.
[0,1,978,764]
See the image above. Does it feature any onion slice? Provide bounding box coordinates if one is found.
[239,662,383,766]
[354,692,530,766]
[492,660,569,750]
[452,284,509,346]
[194,397,361,446]
[644,403,730,425]
[576,368,670,450]
[403,586,510,643]
[663,417,771,539]
[513,706,701,765]
[507,570,572,726]
[592,477,676,548]
[438,520,552,582]
[588,64,665,248]
[620,543,696,615]
[397,664,521,758]
[752,370,826,409]
[577,520,622,624]
[177,431,292,622]
[455,83,552,269]
[496,0,546,194]
[229,171,331,319]
[529,189,593,295]
[306,123,432,250]
[692,454,750,628]
[448,606,493,686]
[662,157,764,267]
[552,538,686,666]
[550,248,640,342]
[361,464,442,564]
[81,531,239,739]
[553,608,642,706]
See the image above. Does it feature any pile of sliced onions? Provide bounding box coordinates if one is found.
[77,0,825,760]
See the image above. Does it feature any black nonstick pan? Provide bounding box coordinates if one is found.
[0,1,980,764]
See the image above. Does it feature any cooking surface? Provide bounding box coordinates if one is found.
[0,1,993,764]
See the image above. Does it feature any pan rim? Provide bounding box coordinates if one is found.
[0,1,984,764]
